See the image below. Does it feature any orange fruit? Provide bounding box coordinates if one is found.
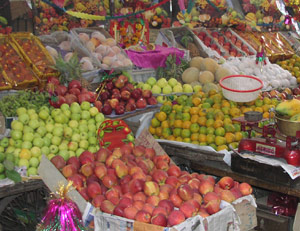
[215,127,225,136]
[213,119,224,129]
[229,108,241,118]
[192,97,201,106]
[212,104,221,109]
[151,118,160,128]
[176,137,183,142]
[215,136,226,146]
[263,112,269,119]
[235,132,243,141]
[206,127,215,135]
[191,114,199,123]
[167,135,175,141]
[225,132,235,144]
[181,129,191,138]
[214,111,224,120]
[183,138,191,143]
[174,120,183,128]
[217,145,228,151]
[254,107,263,113]
[206,119,214,127]
[161,121,169,129]
[198,134,207,143]
[197,116,207,126]
[191,133,199,141]
[206,134,215,144]
[19,149,31,160]
[262,104,270,112]
[155,127,162,137]
[149,126,156,135]
[192,141,199,145]
[182,121,192,129]
[156,112,167,122]
[190,123,200,133]
[198,109,207,117]
[190,107,199,115]
[221,100,230,108]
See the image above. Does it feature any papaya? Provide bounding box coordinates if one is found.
[290,113,300,122]
[275,99,300,117]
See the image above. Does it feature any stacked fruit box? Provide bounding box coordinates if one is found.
[38,129,257,231]
[0,35,39,90]
[10,32,59,81]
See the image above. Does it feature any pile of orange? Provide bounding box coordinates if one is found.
[149,89,279,151]
[277,54,300,83]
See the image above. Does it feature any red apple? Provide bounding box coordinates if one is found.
[168,210,185,226]
[239,182,253,196]
[158,199,174,215]
[151,213,167,226]
[87,181,102,199]
[144,181,160,196]
[100,200,115,214]
[135,210,151,223]
[218,176,234,190]
[177,184,193,201]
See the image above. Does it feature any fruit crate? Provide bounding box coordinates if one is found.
[9,32,59,80]
[129,68,156,83]
[0,35,39,90]
[227,29,257,56]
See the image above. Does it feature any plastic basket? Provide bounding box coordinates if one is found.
[129,68,156,82]
[219,75,263,102]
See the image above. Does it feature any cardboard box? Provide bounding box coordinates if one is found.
[38,129,256,231]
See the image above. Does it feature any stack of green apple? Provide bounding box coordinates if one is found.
[137,77,202,104]
[0,102,105,176]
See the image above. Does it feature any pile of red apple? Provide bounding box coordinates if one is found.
[208,31,243,57]
[47,77,99,109]
[99,74,157,116]
[51,143,253,227]
[195,31,222,56]
[224,31,255,56]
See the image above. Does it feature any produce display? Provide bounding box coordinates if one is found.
[275,98,300,121]
[98,74,158,116]
[0,148,21,181]
[0,37,38,89]
[11,33,58,79]
[0,90,49,117]
[72,29,132,70]
[149,90,278,151]
[276,54,300,83]
[52,142,253,226]
[1,101,105,176]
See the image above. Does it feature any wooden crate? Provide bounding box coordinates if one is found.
[231,153,300,186]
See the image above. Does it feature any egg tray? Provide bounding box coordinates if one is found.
[0,35,39,90]
[71,27,133,71]
[9,32,59,79]
[39,31,101,78]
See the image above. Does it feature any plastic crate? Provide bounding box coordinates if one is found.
[129,68,156,83]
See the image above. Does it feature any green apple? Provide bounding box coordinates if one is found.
[0,137,9,148]
[88,146,97,153]
[11,120,23,131]
[29,119,39,130]
[79,120,87,125]
[71,102,81,114]
[88,118,95,124]
[88,137,97,145]
[23,126,33,134]
[18,159,29,168]
[37,126,47,136]
[14,140,22,148]
[19,114,30,125]
[39,109,49,120]
[39,105,50,113]
[33,137,44,148]
[68,141,78,151]
[63,110,71,118]
[11,130,22,140]
[183,84,193,93]
[71,113,81,121]
[34,133,41,139]
[39,121,45,127]
[59,150,69,161]
[79,124,88,133]
[88,124,96,132]
[45,123,54,133]
[152,85,162,94]
[81,101,91,110]
[157,78,168,88]
[136,82,144,89]
[69,120,79,129]
[41,146,50,156]
[51,136,62,146]
[64,127,73,139]
[9,138,15,147]
[46,117,54,124]
[45,133,53,140]
[61,139,68,146]
[29,157,39,167]
[50,145,59,154]
[157,96,167,104]
[54,123,64,128]
[59,143,68,151]
[51,109,61,118]
[80,132,88,140]
[16,107,27,116]
[68,151,76,158]
[147,77,157,86]
[54,113,66,124]
[47,153,55,160]
[43,137,51,147]
[13,148,21,159]
[76,148,85,157]
[22,141,32,149]
[30,113,39,120]
[31,147,41,157]
[173,85,183,93]
[61,103,70,111]
[81,111,90,120]
[168,78,178,87]
[53,127,63,137]
[89,107,98,117]
[72,134,81,142]
[0,146,4,152]
[79,140,89,149]
[27,109,36,115]
[95,113,105,123]
[162,85,172,94]
[27,166,38,176]
[142,83,152,90]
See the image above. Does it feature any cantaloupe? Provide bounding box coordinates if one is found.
[202,82,219,93]
[215,67,231,83]
[199,71,214,84]
[189,57,203,70]
[199,58,219,74]
[182,67,200,83]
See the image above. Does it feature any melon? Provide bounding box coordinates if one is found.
[202,82,219,93]
[190,81,201,87]
[199,58,219,74]
[215,67,231,83]
[199,71,214,84]
[182,67,200,84]
[189,57,203,70]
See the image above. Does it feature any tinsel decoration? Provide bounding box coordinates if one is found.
[256,38,267,72]
[37,181,86,231]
